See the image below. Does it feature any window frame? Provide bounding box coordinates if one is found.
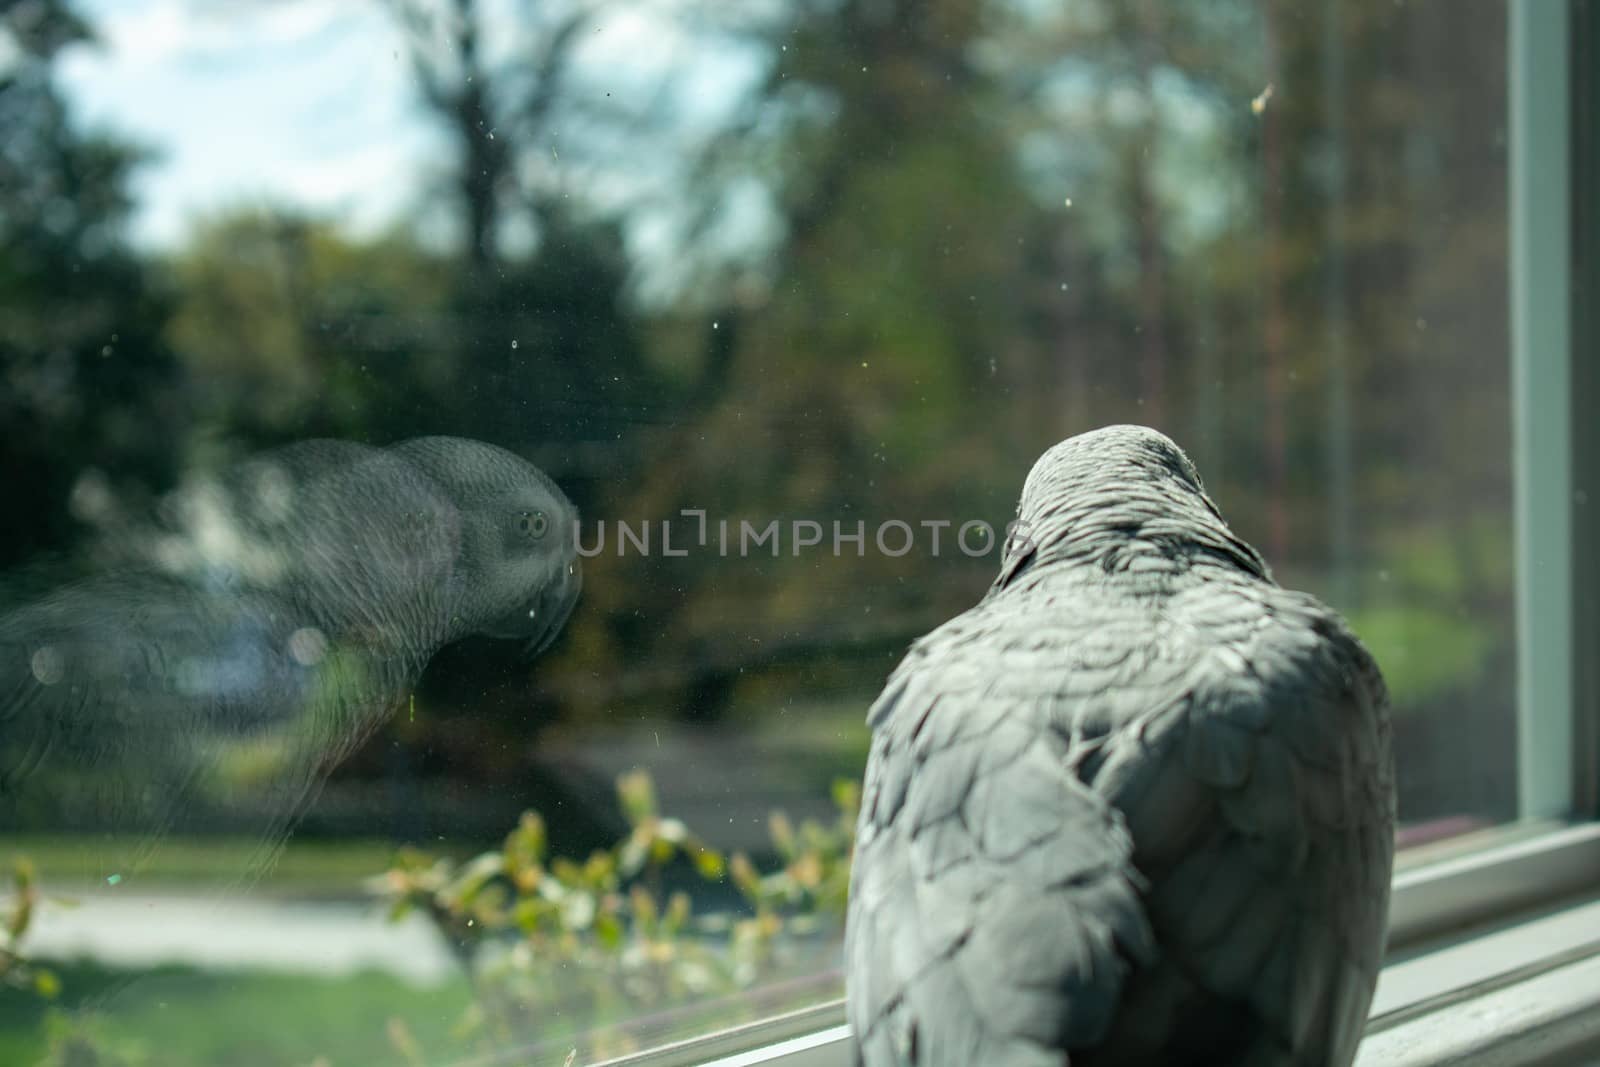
[592,2,1600,1063]
[1571,0,1600,822]
[1514,0,1579,822]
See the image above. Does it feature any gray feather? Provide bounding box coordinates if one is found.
[847,424,1394,1067]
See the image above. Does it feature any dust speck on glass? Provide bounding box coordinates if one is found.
[0,1,1511,1063]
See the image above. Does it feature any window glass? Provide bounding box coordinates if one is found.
[1,0,1515,1062]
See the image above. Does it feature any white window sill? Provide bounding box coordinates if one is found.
[595,823,1600,1067]
[678,902,1600,1067]
[1357,894,1600,1066]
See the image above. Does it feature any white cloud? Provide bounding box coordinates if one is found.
[87,0,349,69]
[51,0,759,251]
[57,0,434,247]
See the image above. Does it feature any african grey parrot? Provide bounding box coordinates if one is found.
[0,436,581,872]
[847,425,1394,1067]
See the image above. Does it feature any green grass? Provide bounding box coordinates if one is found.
[0,836,483,897]
[0,962,476,1067]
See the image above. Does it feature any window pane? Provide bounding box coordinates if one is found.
[0,0,1520,1062]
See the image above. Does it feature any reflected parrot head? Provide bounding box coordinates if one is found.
[388,437,582,652]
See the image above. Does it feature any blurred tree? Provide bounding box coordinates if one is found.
[383,0,601,269]
[550,0,1052,724]
[161,210,472,450]
[0,0,184,568]
[381,0,675,497]
[168,211,457,449]
[567,0,1284,723]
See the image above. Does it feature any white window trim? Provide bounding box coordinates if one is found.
[1358,900,1600,1067]
[1388,822,1600,945]
[1511,0,1575,822]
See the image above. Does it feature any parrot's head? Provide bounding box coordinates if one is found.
[390,437,582,654]
[1019,424,1210,513]
[995,424,1266,588]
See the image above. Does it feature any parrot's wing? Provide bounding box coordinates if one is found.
[0,572,411,880]
[0,440,453,879]
[847,585,1393,1067]
[1082,585,1394,1067]
[191,439,464,628]
[847,611,1159,1067]
[0,436,577,888]
[0,576,279,795]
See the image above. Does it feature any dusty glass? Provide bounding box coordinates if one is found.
[0,0,1514,1063]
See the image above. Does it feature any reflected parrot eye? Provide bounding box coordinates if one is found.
[517,510,549,540]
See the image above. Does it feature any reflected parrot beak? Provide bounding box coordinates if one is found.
[523,559,581,657]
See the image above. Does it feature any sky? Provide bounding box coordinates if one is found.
[53,0,768,254]
[57,0,445,248]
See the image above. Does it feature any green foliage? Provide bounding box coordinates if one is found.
[371,770,857,1061]
[1,857,59,1002]
[165,212,455,445]
[32,1010,146,1067]
[1347,604,1494,712]
[0,0,185,568]
[1,856,151,1067]
[1344,517,1513,715]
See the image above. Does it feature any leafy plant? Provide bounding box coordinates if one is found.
[371,770,858,1062]
[3,856,147,1067]
[2,857,59,1002]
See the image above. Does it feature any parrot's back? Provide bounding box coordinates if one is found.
[846,425,1395,1067]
